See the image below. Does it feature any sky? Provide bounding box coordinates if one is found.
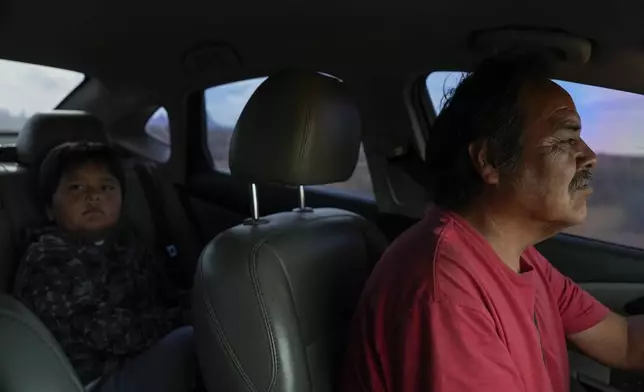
[426,71,644,157]
[4,56,644,158]
[0,59,84,117]
[204,77,266,127]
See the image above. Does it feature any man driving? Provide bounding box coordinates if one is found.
[341,51,644,392]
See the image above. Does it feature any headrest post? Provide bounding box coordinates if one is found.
[294,185,313,213]
[298,185,306,210]
[251,183,259,221]
[243,183,268,226]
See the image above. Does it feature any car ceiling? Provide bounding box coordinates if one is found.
[2,0,644,95]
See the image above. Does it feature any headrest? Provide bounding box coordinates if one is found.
[16,111,108,166]
[229,70,362,186]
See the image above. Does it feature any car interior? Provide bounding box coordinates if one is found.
[0,0,644,391]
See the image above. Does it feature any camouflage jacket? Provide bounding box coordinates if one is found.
[13,227,188,384]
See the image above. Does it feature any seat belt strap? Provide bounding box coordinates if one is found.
[133,164,188,288]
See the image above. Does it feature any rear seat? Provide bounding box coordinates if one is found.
[0,110,201,292]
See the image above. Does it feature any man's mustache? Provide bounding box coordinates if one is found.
[570,169,593,190]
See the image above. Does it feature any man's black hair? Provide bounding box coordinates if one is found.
[39,142,126,206]
[425,49,554,210]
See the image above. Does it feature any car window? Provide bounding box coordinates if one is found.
[145,107,170,146]
[204,77,374,199]
[426,71,644,249]
[0,59,84,144]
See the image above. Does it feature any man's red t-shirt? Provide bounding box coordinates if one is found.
[341,208,609,392]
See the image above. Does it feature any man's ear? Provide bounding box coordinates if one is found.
[468,141,500,185]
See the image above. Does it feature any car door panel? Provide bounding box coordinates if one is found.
[537,235,644,283]
[537,235,644,392]
[581,283,644,316]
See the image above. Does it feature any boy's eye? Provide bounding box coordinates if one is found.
[67,184,84,191]
[102,184,117,191]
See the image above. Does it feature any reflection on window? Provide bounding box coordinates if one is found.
[426,71,644,249]
[145,107,170,146]
[0,59,84,143]
[204,77,374,198]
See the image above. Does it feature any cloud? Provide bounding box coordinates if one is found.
[0,59,83,117]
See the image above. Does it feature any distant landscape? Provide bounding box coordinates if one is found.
[93,109,644,250]
[0,108,30,133]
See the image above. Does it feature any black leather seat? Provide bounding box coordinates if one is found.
[0,293,84,392]
[192,70,387,392]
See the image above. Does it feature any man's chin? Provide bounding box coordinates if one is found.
[566,203,588,227]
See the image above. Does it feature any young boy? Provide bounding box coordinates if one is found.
[13,142,195,392]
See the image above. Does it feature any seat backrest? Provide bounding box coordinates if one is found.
[193,70,388,392]
[0,293,84,392]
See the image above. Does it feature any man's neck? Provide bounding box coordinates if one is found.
[456,201,553,273]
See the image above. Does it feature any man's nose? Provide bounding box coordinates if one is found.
[578,140,597,170]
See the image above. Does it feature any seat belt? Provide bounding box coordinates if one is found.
[174,183,208,247]
[387,147,433,190]
[133,164,190,289]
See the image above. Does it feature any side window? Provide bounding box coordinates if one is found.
[0,59,84,144]
[426,71,644,249]
[204,77,374,199]
[144,107,170,146]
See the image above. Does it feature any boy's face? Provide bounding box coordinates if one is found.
[50,161,123,235]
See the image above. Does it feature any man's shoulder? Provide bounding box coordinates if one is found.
[363,209,488,311]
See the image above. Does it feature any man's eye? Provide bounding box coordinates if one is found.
[68,184,84,191]
[103,185,116,191]
[562,138,578,146]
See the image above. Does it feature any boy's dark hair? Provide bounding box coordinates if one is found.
[425,49,553,210]
[39,142,126,205]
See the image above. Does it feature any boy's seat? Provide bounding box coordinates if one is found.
[0,110,201,292]
[0,110,204,390]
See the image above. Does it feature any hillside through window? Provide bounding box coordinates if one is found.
[427,71,644,249]
[0,59,84,144]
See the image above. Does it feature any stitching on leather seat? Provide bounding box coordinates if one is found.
[247,212,366,392]
[249,239,279,392]
[199,210,365,392]
[198,256,259,392]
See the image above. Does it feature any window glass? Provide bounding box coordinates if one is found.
[145,107,170,146]
[426,71,644,248]
[204,77,374,198]
[0,59,84,143]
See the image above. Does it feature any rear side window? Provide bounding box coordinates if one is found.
[0,59,84,144]
[426,71,644,249]
[145,107,170,146]
[204,77,374,199]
